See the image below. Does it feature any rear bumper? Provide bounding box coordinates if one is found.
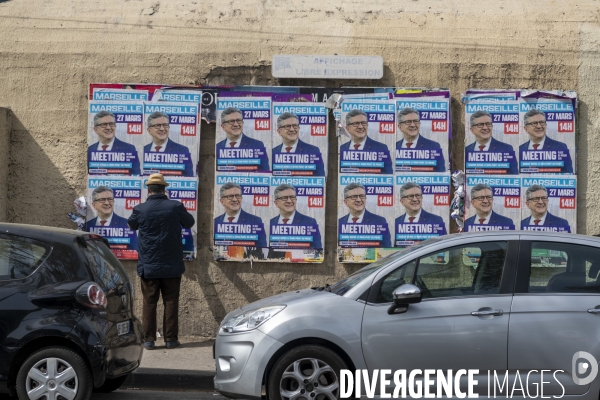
[72,315,144,387]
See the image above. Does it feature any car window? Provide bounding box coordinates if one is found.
[414,241,507,298]
[0,234,52,280]
[529,242,600,293]
[376,260,417,303]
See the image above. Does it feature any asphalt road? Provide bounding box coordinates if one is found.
[0,389,230,400]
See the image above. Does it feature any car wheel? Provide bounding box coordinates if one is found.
[268,345,347,400]
[93,374,129,393]
[16,346,93,400]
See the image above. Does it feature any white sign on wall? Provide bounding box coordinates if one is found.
[272,55,383,79]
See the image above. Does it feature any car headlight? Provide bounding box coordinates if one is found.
[221,305,286,333]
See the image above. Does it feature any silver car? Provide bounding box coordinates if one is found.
[214,231,600,400]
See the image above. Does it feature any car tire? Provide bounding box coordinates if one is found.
[268,345,347,400]
[16,346,93,400]
[93,374,129,393]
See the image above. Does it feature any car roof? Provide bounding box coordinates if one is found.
[438,230,600,243]
[0,222,91,245]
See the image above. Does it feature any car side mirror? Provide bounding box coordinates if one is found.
[388,284,422,315]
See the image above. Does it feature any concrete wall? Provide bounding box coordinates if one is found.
[0,0,599,337]
[0,108,9,222]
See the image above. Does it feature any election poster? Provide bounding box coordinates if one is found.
[463,90,520,175]
[339,100,396,175]
[87,101,144,176]
[394,174,450,248]
[267,176,325,263]
[213,173,271,261]
[394,93,450,173]
[271,102,328,177]
[520,175,576,233]
[519,91,577,174]
[140,177,198,261]
[86,176,141,260]
[465,175,521,232]
[337,174,395,259]
[142,102,200,177]
[215,96,272,173]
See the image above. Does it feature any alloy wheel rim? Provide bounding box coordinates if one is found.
[280,357,339,400]
[25,357,79,400]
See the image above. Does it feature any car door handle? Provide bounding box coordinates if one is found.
[471,309,504,316]
[587,309,600,314]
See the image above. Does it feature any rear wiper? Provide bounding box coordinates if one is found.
[311,284,331,292]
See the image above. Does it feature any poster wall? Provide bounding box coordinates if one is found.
[339,100,396,175]
[394,93,450,173]
[142,102,200,177]
[463,91,520,175]
[271,102,328,177]
[519,91,576,174]
[215,97,272,173]
[86,176,141,260]
[465,175,521,232]
[394,174,450,247]
[520,175,576,233]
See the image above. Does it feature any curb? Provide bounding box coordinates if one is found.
[123,368,216,391]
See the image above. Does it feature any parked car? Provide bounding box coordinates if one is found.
[214,231,600,400]
[0,223,143,399]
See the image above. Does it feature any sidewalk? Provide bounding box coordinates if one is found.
[123,337,216,391]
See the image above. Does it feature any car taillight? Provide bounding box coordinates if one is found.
[76,282,107,309]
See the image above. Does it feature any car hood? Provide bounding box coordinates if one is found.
[222,288,332,322]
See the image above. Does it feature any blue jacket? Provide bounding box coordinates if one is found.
[340,136,393,174]
[465,211,515,230]
[519,136,574,173]
[214,209,268,248]
[216,134,270,173]
[272,139,325,176]
[269,211,322,249]
[521,212,571,233]
[338,209,392,248]
[465,137,518,175]
[143,140,194,177]
[88,138,141,175]
[395,209,448,236]
[396,135,446,172]
[128,194,195,278]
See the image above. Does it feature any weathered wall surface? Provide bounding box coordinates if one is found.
[0,108,9,222]
[0,0,599,337]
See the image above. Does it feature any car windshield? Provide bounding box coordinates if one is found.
[328,236,450,296]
